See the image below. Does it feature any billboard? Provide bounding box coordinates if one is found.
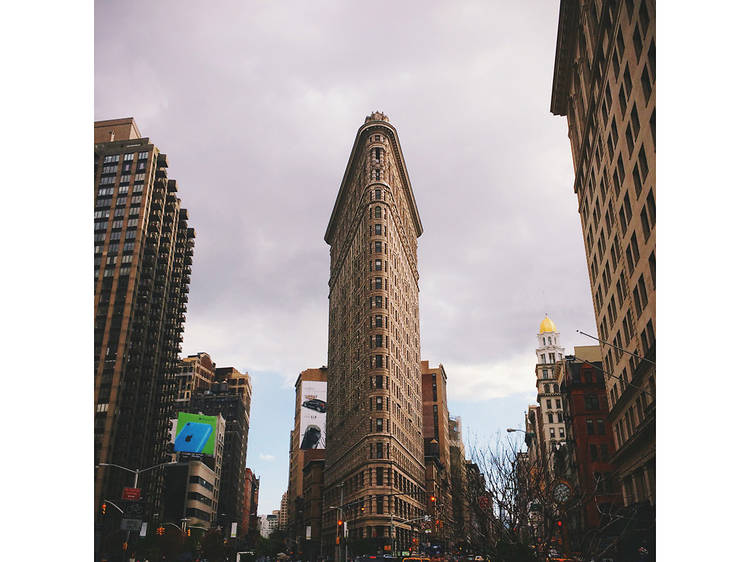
[299,381,326,449]
[174,412,218,455]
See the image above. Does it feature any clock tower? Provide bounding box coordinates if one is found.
[534,315,567,458]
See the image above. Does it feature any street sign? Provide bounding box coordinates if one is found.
[121,518,142,531]
[231,522,237,538]
[123,501,145,519]
[139,522,148,537]
[122,487,141,501]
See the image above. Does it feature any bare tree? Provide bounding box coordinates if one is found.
[467,435,654,561]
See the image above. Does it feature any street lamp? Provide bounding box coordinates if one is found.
[96,460,177,559]
[96,460,177,489]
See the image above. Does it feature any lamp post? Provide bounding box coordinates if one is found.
[326,482,345,562]
[387,491,422,555]
[97,461,177,561]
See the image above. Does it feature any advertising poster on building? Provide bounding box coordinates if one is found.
[299,381,326,449]
[173,412,217,455]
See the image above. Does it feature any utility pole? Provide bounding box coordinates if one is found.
[337,482,344,562]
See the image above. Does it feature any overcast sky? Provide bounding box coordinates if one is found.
[95,0,598,516]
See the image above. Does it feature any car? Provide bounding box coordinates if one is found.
[300,424,321,449]
[302,398,327,413]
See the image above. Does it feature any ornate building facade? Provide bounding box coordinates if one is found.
[322,112,427,554]
[535,315,568,459]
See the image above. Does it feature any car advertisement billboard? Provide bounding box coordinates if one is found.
[299,381,326,449]
[173,412,217,455]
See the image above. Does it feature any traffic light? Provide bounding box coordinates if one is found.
[430,495,436,503]
[157,526,165,536]
[100,503,107,515]
[187,528,191,537]
[122,542,128,551]
[337,519,343,527]
[556,520,563,528]
[360,504,365,513]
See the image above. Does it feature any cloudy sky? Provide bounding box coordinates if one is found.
[95,0,598,515]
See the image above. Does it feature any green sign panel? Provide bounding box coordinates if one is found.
[174,412,217,455]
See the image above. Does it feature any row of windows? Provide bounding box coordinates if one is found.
[549,427,565,439]
[93,206,140,220]
[101,151,149,164]
[94,218,140,231]
[97,183,143,198]
[93,229,137,243]
[542,383,560,394]
[96,195,143,209]
[540,352,562,364]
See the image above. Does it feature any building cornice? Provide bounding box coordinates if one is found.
[550,0,579,116]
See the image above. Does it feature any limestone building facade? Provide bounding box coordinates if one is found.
[322,112,427,553]
[550,0,655,507]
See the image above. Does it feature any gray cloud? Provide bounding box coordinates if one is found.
[95,0,596,396]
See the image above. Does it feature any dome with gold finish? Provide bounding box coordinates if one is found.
[539,315,557,334]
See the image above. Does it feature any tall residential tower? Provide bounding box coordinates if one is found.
[323,112,426,553]
[94,118,194,518]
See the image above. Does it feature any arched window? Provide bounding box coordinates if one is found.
[374,206,381,218]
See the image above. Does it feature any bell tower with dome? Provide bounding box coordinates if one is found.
[534,314,567,455]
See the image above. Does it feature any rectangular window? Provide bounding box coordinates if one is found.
[649,251,656,288]
[374,259,382,271]
[633,25,643,59]
[625,124,634,155]
[638,146,649,181]
[376,467,384,485]
[633,162,642,195]
[631,106,640,138]
[376,442,383,459]
[585,394,599,410]
[624,65,632,96]
[590,444,598,460]
[374,224,382,235]
[631,232,640,264]
[633,286,643,317]
[586,419,594,435]
[597,419,606,435]
[376,418,383,432]
[641,67,652,100]
[641,207,651,240]
[550,428,555,438]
